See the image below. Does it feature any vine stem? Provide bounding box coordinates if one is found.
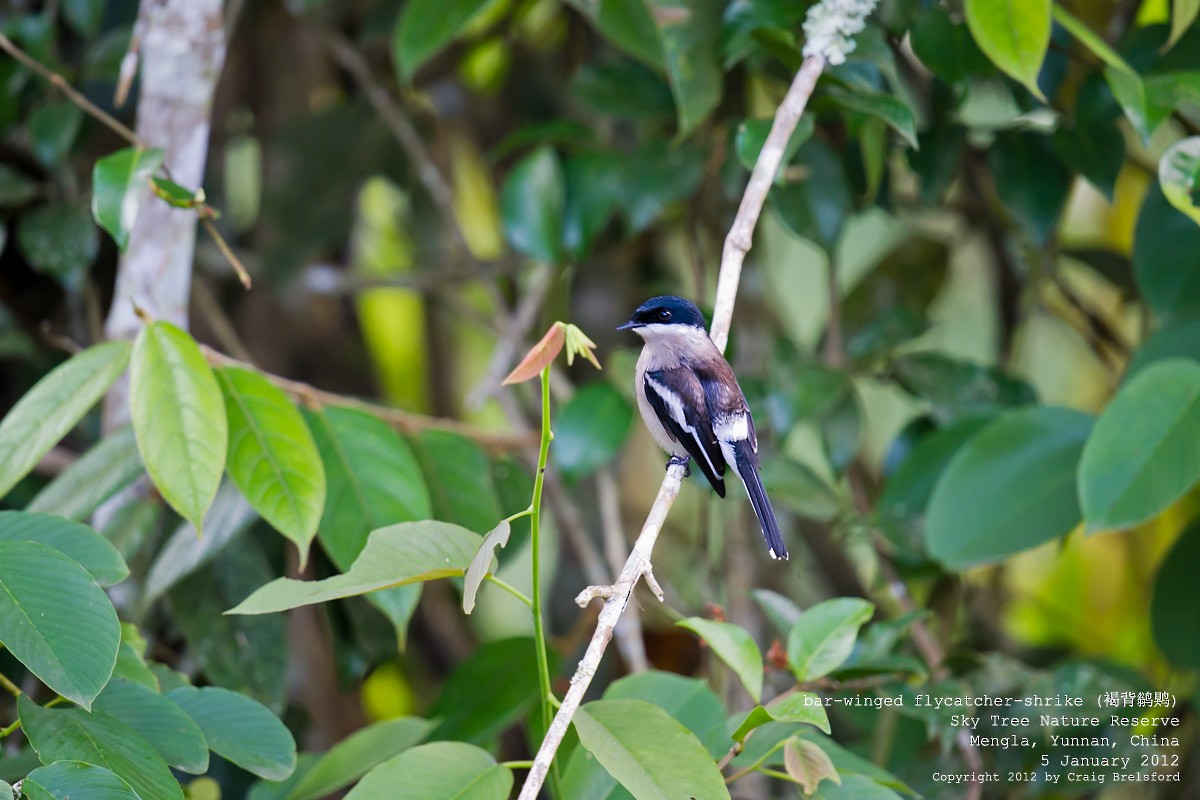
[516,54,827,800]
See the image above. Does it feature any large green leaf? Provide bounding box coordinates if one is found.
[0,542,119,709]
[645,0,721,136]
[16,199,99,290]
[216,367,325,567]
[283,717,433,800]
[1151,522,1200,668]
[787,598,874,682]
[392,0,493,78]
[0,511,127,586]
[1133,185,1200,322]
[731,693,831,744]
[573,699,727,800]
[926,406,1092,568]
[0,340,130,500]
[964,0,1050,98]
[229,521,481,614]
[677,618,763,703]
[19,696,184,800]
[131,322,227,532]
[92,147,164,249]
[1078,360,1200,532]
[27,426,143,521]
[168,686,296,781]
[93,679,209,774]
[22,762,139,800]
[604,672,727,756]
[344,741,512,800]
[553,382,634,481]
[501,146,565,263]
[412,430,502,533]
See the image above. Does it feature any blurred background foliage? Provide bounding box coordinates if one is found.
[1,0,1200,797]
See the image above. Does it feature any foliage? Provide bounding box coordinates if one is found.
[0,0,1199,798]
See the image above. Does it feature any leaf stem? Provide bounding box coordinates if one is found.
[0,672,21,698]
[528,366,561,798]
[503,760,535,770]
[484,574,533,608]
[725,739,788,784]
[0,719,20,739]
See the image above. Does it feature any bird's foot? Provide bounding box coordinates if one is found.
[666,454,691,477]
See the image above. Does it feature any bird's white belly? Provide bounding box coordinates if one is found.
[635,348,688,456]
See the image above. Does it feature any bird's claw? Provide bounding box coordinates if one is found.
[666,454,691,477]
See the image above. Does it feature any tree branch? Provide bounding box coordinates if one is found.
[516,55,827,800]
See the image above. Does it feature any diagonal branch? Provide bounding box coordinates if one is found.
[516,54,827,800]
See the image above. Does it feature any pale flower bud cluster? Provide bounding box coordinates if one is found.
[802,0,880,66]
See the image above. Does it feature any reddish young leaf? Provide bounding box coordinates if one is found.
[503,324,565,385]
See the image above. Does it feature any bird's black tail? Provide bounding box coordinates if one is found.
[732,441,787,560]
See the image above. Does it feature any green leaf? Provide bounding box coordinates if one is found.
[0,511,128,587]
[501,146,565,263]
[19,696,184,800]
[1168,0,1200,51]
[645,0,721,136]
[92,147,164,250]
[677,618,763,702]
[1125,314,1200,379]
[216,367,325,567]
[344,741,512,800]
[570,61,674,121]
[909,7,991,83]
[562,151,620,260]
[16,199,99,290]
[1052,120,1125,201]
[1050,5,1133,75]
[1134,184,1200,321]
[825,87,918,149]
[605,672,728,756]
[22,762,139,800]
[573,699,727,800]
[770,138,851,253]
[1158,136,1200,228]
[93,679,210,774]
[28,426,143,520]
[0,340,129,501]
[392,0,493,78]
[564,0,662,68]
[0,542,119,709]
[614,140,705,232]
[283,717,433,800]
[462,519,509,615]
[168,686,296,781]
[784,737,841,794]
[735,116,814,173]
[752,589,803,636]
[229,521,481,614]
[926,406,1092,568]
[0,164,40,206]
[889,352,1035,424]
[553,382,634,481]
[112,624,160,691]
[731,693,831,744]
[964,0,1051,99]
[131,321,228,532]
[28,102,83,167]
[1151,521,1200,667]
[428,637,551,744]
[1078,360,1200,531]
[412,430,503,533]
[787,598,875,682]
[988,131,1072,246]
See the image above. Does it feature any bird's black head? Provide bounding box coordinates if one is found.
[617,296,708,331]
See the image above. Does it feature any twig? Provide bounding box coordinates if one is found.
[597,469,650,673]
[199,345,538,452]
[0,32,142,147]
[516,55,827,800]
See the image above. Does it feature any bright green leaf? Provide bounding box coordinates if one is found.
[0,542,119,709]
[1079,360,1200,532]
[92,147,164,250]
[752,589,803,636]
[926,406,1092,568]
[731,693,831,744]
[19,696,184,800]
[964,0,1051,99]
[229,521,481,614]
[94,679,210,774]
[501,146,565,263]
[27,426,143,521]
[605,671,728,756]
[0,341,129,501]
[283,717,433,800]
[573,699,727,800]
[216,367,325,567]
[787,598,875,682]
[21,761,139,800]
[392,0,493,79]
[168,686,297,781]
[645,0,722,136]
[677,617,763,703]
[131,321,228,532]
[0,511,127,587]
[344,741,512,800]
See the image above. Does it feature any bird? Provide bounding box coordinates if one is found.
[617,295,787,560]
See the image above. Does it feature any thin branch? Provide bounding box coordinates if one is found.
[200,345,538,452]
[597,469,650,673]
[516,55,827,800]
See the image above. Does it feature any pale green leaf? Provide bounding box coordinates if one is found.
[677,617,763,702]
[462,519,509,614]
[965,0,1051,99]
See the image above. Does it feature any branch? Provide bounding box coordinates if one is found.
[516,55,827,800]
[199,346,538,452]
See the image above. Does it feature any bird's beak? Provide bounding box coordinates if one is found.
[616,320,641,331]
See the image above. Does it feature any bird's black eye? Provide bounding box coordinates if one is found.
[658,308,672,321]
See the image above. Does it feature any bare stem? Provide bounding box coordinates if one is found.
[516,55,827,800]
